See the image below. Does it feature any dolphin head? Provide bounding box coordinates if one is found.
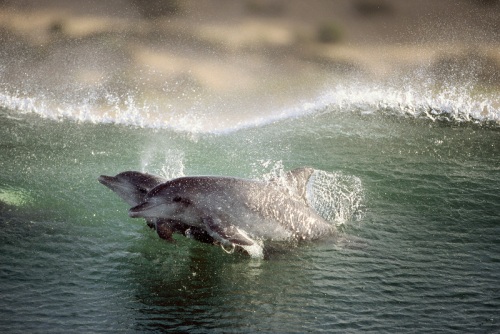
[98,171,166,206]
[128,180,195,221]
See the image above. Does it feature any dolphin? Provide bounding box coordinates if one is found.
[128,168,335,258]
[98,171,166,208]
[98,171,214,243]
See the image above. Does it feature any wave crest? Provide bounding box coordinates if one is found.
[1,82,498,134]
[318,83,499,126]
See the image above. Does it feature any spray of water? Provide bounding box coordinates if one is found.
[140,148,185,179]
[306,170,364,226]
[317,82,499,125]
[2,79,498,134]
[251,160,364,226]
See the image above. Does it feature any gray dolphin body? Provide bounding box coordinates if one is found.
[129,168,335,258]
[98,171,214,243]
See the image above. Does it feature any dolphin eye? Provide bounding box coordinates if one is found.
[173,196,191,206]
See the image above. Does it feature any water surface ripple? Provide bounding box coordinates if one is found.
[0,96,499,332]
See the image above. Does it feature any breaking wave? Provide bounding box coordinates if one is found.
[1,81,498,134]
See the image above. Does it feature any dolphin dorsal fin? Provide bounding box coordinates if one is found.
[284,167,315,202]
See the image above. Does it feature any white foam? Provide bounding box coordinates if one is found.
[1,81,498,135]
[240,242,264,259]
[316,83,499,125]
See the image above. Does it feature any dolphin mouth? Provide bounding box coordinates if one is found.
[98,175,116,187]
[129,201,161,218]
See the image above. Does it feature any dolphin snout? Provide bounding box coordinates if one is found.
[98,175,115,186]
[129,201,161,218]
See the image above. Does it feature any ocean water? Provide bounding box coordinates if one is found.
[0,81,499,333]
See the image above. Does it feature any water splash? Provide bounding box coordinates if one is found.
[306,170,364,226]
[251,161,365,226]
[159,150,186,180]
[1,81,498,134]
[317,83,499,125]
[140,148,185,179]
[254,160,287,182]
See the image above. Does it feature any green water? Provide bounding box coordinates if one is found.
[0,100,499,332]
